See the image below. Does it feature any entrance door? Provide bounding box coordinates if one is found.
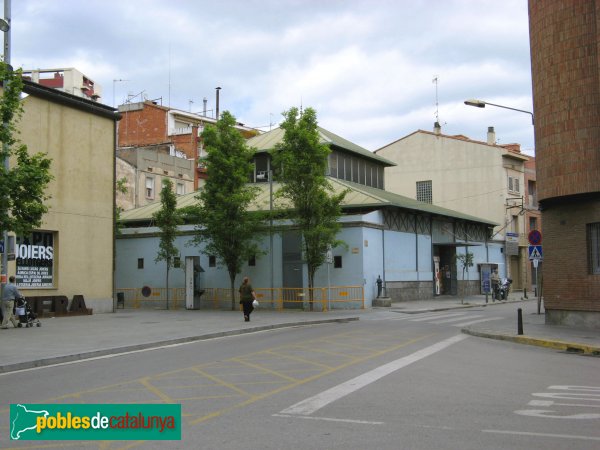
[282,231,303,308]
[438,246,457,295]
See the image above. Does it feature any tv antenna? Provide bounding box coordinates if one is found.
[432,75,439,123]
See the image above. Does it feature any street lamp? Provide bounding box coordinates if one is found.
[0,3,10,295]
[464,99,534,125]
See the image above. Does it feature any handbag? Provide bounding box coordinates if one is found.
[252,299,259,307]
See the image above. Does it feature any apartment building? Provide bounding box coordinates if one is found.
[117,101,258,189]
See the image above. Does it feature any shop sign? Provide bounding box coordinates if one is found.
[16,232,54,288]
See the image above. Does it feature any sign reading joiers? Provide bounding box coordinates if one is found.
[16,232,54,288]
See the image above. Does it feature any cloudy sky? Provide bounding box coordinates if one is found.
[10,0,534,154]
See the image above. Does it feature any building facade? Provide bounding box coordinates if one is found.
[375,125,529,291]
[116,127,499,308]
[116,145,194,211]
[4,80,119,313]
[117,101,258,189]
[22,68,102,102]
[529,0,600,327]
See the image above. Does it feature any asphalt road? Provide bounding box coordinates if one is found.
[1,304,599,450]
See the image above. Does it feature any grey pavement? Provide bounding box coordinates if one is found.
[1,293,598,374]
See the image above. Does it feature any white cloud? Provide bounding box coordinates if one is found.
[10,0,533,152]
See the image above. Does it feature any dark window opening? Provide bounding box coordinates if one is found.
[249,255,256,266]
[137,258,144,269]
[209,255,216,267]
[334,255,342,268]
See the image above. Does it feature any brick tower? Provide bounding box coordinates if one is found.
[528,0,600,327]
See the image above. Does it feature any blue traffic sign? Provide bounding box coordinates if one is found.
[528,245,543,260]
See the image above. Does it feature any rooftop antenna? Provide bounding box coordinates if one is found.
[188,99,193,112]
[432,75,439,123]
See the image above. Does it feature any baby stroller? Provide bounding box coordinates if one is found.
[15,297,41,328]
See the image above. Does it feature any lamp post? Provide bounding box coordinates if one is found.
[464,99,534,125]
[0,1,10,296]
[464,97,535,300]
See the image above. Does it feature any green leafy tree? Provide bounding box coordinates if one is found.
[455,250,474,303]
[272,107,347,310]
[0,62,53,237]
[115,177,128,235]
[193,111,263,310]
[153,178,183,309]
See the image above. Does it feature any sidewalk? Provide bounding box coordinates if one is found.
[1,294,598,374]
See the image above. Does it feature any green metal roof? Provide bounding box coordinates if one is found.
[247,126,396,167]
[120,177,496,227]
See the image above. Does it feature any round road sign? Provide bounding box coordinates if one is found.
[528,229,542,245]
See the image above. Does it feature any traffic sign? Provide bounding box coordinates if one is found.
[528,245,543,260]
[528,229,542,245]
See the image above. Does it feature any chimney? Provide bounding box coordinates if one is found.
[203,97,207,116]
[433,121,441,135]
[487,126,496,145]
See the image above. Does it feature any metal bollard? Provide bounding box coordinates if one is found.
[517,308,524,335]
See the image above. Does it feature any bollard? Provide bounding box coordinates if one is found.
[523,287,528,299]
[517,308,524,335]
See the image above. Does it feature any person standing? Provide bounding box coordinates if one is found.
[1,276,21,329]
[238,276,256,322]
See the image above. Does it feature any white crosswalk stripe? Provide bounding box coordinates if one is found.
[372,311,502,327]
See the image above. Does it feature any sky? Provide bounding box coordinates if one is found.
[9,0,534,154]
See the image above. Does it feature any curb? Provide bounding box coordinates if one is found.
[0,317,359,374]
[461,328,600,355]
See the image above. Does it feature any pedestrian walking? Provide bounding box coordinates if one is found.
[239,276,256,322]
[1,276,21,329]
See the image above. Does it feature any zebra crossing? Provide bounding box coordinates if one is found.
[368,310,502,327]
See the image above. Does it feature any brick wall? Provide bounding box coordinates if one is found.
[542,197,600,312]
[118,103,168,148]
[528,0,600,201]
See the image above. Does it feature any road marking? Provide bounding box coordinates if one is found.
[410,313,466,322]
[431,314,484,324]
[483,429,600,442]
[272,413,384,425]
[280,334,468,416]
[452,317,503,327]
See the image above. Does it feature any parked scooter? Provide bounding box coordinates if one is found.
[498,278,512,300]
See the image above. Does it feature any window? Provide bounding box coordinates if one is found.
[529,217,538,232]
[209,255,216,267]
[137,258,144,269]
[588,223,600,274]
[508,176,520,193]
[334,255,342,268]
[145,176,154,199]
[173,257,181,268]
[176,182,185,195]
[248,255,256,266]
[416,180,432,204]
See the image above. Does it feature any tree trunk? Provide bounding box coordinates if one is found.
[308,267,315,311]
[229,273,236,311]
[166,264,170,310]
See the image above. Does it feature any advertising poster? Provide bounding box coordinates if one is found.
[16,232,54,288]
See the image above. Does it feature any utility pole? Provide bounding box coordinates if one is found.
[1,0,11,296]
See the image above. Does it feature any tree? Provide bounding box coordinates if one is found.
[0,62,53,237]
[153,178,183,310]
[192,111,263,310]
[455,250,474,304]
[272,107,347,310]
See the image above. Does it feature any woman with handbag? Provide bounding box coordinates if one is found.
[239,276,256,322]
